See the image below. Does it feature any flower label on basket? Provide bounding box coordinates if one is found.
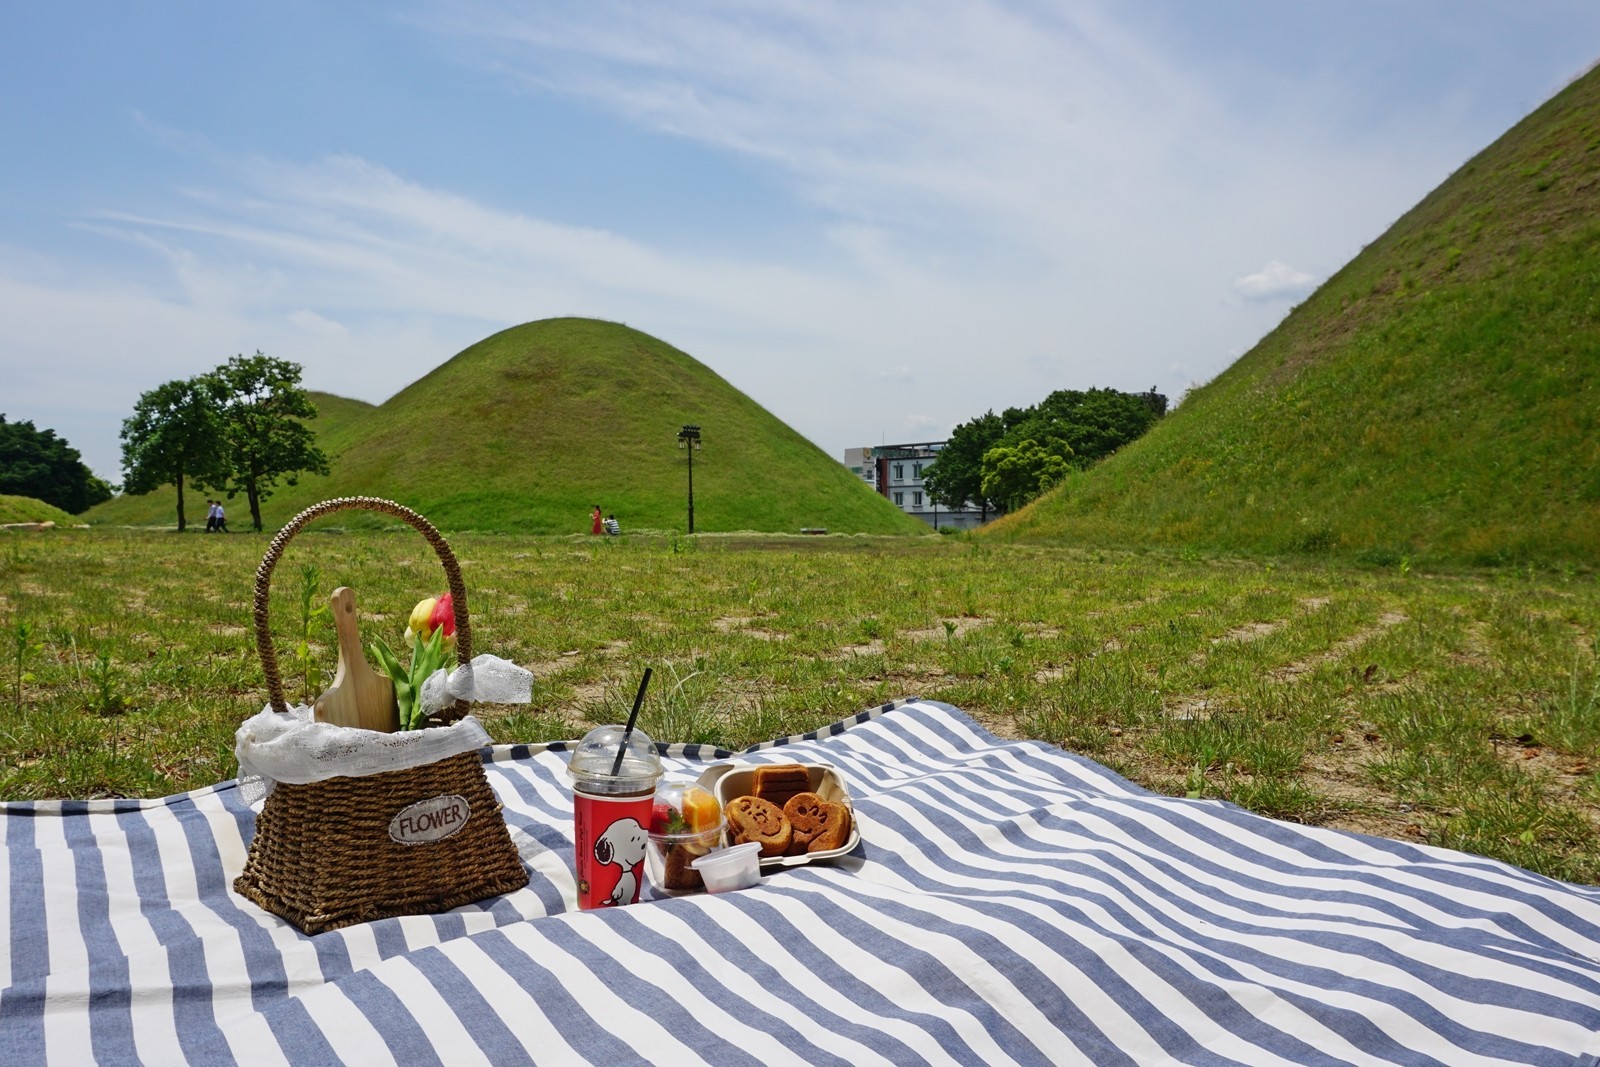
[389,794,472,845]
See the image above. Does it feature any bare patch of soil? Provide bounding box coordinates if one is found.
[826,639,886,660]
[902,617,987,642]
[1214,621,1283,645]
[1162,697,1216,721]
[711,616,785,640]
[1269,612,1409,682]
[962,704,1026,741]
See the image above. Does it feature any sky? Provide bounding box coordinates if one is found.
[3,2,1598,483]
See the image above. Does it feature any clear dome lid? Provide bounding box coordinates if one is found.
[567,723,661,791]
[649,778,724,839]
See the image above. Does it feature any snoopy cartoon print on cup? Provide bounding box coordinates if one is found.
[592,818,650,906]
[568,724,662,909]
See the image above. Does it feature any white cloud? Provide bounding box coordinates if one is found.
[288,309,349,338]
[427,1,1217,258]
[1232,260,1317,302]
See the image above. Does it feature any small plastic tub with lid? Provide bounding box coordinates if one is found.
[691,842,763,893]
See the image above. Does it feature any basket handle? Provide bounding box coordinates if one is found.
[253,496,473,717]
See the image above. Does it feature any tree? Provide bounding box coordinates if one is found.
[928,387,1167,523]
[1003,387,1166,467]
[206,352,329,532]
[980,439,1072,513]
[0,415,113,514]
[922,411,1006,518]
[120,378,226,531]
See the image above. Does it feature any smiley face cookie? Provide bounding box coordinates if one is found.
[725,795,794,857]
[783,791,851,854]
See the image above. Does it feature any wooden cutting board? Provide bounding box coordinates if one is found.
[314,586,398,731]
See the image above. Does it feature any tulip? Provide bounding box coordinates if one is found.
[407,597,437,639]
[429,593,456,647]
[407,593,456,649]
[374,592,458,730]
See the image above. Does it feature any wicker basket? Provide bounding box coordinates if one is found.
[233,497,529,934]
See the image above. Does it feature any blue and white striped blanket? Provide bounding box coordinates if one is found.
[4,699,1600,1065]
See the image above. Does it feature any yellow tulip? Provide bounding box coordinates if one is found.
[407,597,438,641]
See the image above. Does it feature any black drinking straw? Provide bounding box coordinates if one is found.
[611,667,653,776]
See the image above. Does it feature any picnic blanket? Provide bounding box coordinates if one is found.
[3,698,1600,1066]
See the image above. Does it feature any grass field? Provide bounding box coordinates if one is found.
[4,527,1598,884]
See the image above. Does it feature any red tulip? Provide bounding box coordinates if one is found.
[429,593,456,643]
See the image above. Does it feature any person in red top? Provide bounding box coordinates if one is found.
[591,505,603,535]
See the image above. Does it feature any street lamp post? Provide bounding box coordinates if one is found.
[676,424,701,533]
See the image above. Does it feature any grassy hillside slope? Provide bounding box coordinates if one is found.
[992,63,1600,567]
[0,495,79,525]
[288,318,924,534]
[94,320,925,536]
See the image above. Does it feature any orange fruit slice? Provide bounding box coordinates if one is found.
[681,786,721,833]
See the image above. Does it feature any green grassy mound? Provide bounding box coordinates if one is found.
[992,62,1600,567]
[0,495,79,525]
[91,319,926,536]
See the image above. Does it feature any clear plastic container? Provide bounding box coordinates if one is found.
[646,780,725,894]
[691,842,763,893]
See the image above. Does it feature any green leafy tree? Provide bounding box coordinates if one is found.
[1,415,114,514]
[980,439,1073,513]
[206,352,329,532]
[999,387,1165,467]
[929,387,1166,522]
[922,411,1006,518]
[120,377,226,531]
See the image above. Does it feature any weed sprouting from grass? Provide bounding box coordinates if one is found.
[294,563,332,704]
[86,652,126,716]
[1534,653,1600,752]
[722,700,791,751]
[9,618,37,713]
[1184,753,1218,799]
[627,661,726,746]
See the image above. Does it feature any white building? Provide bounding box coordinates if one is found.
[844,442,985,530]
